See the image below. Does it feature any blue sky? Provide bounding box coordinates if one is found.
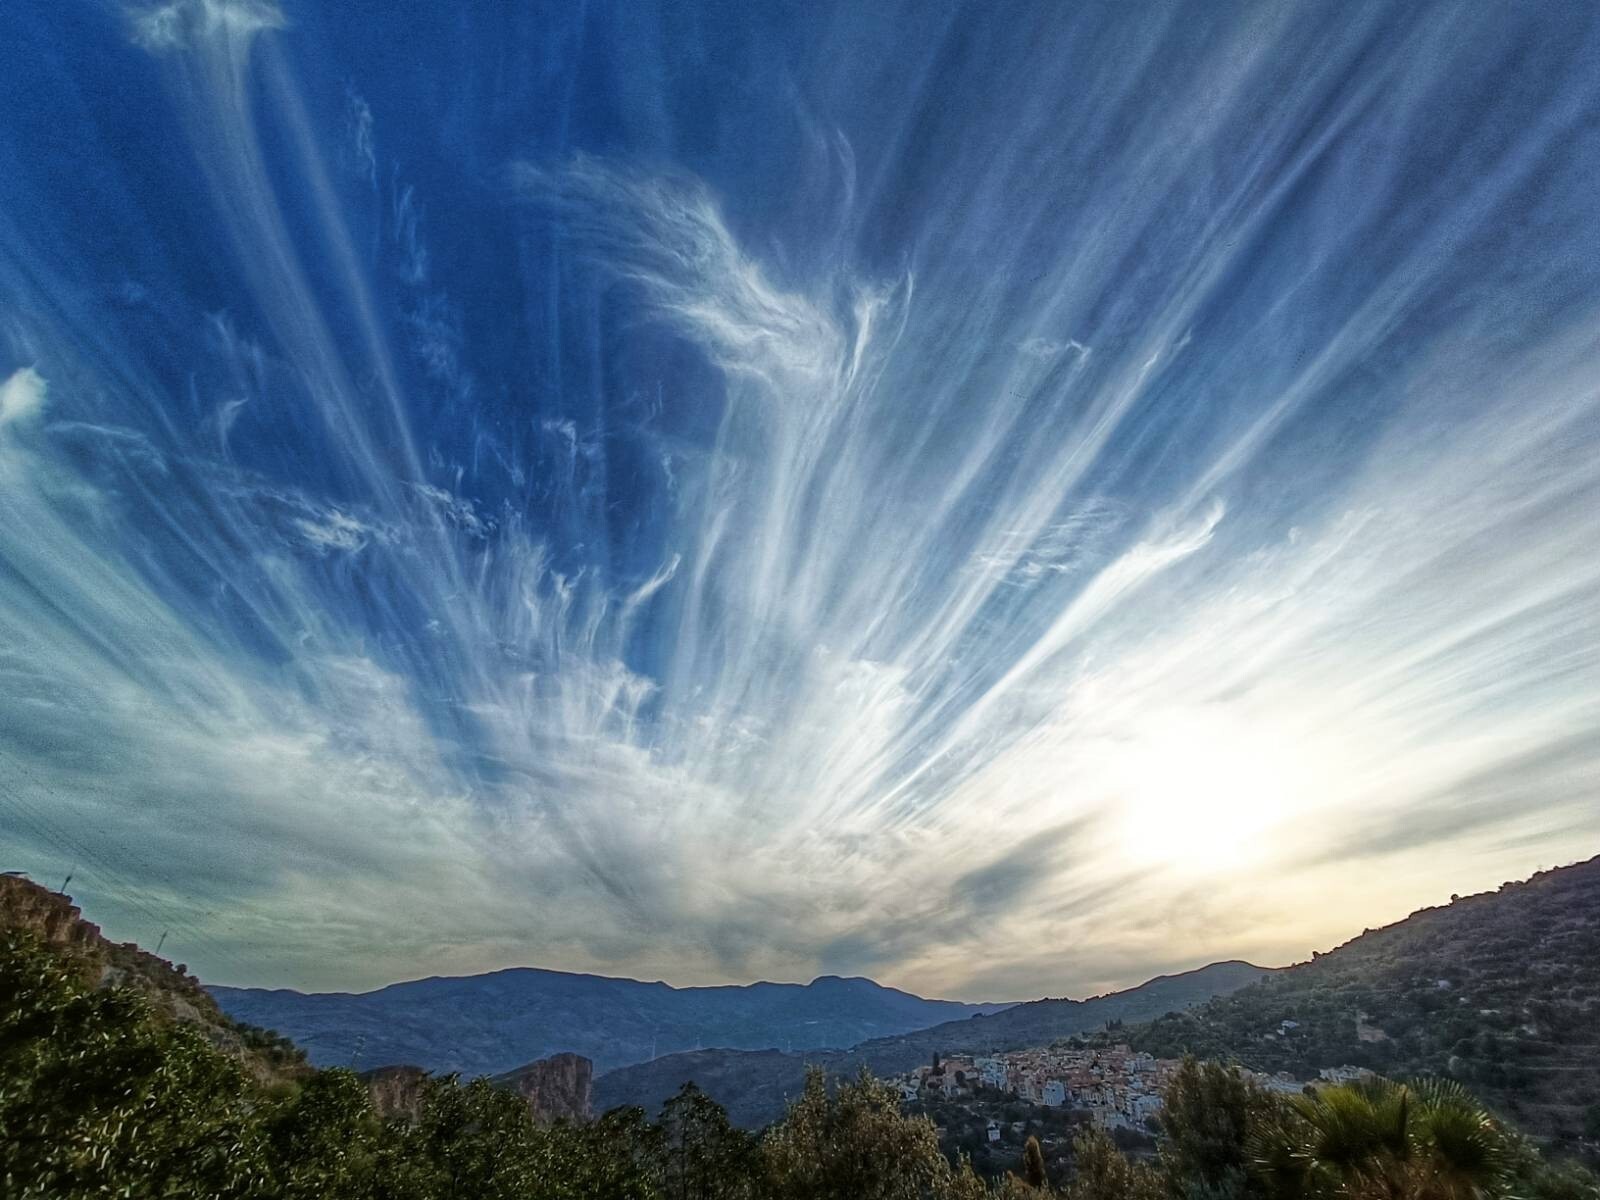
[0,0,1597,999]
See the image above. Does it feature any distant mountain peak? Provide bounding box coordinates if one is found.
[211,961,1014,1077]
[595,956,1274,1127]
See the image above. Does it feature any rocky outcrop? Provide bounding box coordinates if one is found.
[362,1055,594,1124]
[361,1064,432,1121]
[492,1052,594,1123]
[0,873,106,977]
[2,874,213,1019]
[0,872,309,1085]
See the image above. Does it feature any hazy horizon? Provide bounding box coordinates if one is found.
[2,1,1598,1000]
[82,855,1599,1002]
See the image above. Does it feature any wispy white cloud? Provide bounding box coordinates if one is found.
[0,367,46,427]
[129,0,285,52]
[344,87,376,187]
[1017,336,1090,363]
[292,509,376,554]
[0,0,1595,1003]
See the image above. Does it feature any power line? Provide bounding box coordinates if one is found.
[0,774,231,967]
[0,752,259,980]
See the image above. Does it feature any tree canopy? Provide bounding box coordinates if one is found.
[2,931,1595,1200]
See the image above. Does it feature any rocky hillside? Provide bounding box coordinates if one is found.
[362,1064,433,1121]
[1119,856,1600,1151]
[361,1053,595,1124]
[0,872,310,1086]
[846,959,1273,1074]
[596,959,1272,1126]
[491,1052,595,1123]
[211,968,1014,1077]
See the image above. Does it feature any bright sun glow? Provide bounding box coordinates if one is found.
[1113,709,1294,872]
[2,0,1596,1002]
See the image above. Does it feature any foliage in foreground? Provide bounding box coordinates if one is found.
[1122,859,1600,1152]
[2,932,1596,1200]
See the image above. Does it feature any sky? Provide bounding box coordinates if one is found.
[0,0,1597,1001]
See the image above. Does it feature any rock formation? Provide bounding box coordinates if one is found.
[0,872,309,1084]
[361,1064,433,1121]
[492,1052,595,1123]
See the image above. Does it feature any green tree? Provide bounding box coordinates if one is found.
[1159,1058,1283,1200]
[264,1068,385,1197]
[992,1175,1048,1200]
[0,932,273,1198]
[1065,1128,1165,1200]
[11,916,1596,1200]
[374,1073,625,1200]
[1504,1130,1600,1200]
[660,1082,757,1200]
[1250,1078,1513,1200]
[560,1104,673,1199]
[947,1160,997,1200]
[760,1067,967,1200]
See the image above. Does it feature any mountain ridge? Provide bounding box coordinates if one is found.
[1114,854,1600,1151]
[210,963,1016,1076]
[227,965,1014,1006]
[595,958,1274,1126]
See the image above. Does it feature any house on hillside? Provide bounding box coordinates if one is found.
[977,1056,1007,1089]
[1130,1093,1164,1123]
[1092,1107,1129,1131]
[1318,1065,1374,1084]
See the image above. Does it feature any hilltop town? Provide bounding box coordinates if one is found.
[4,863,1597,1196]
[892,1041,1377,1175]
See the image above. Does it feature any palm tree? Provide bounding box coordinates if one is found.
[1250,1078,1512,1200]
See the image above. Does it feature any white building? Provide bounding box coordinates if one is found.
[977,1057,1008,1089]
[1092,1108,1130,1131]
[1130,1093,1164,1123]
[1318,1065,1374,1085]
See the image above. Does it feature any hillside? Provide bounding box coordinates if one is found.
[490,1052,596,1123]
[210,967,1013,1076]
[10,882,1591,1199]
[0,872,309,1086]
[843,959,1273,1074]
[596,959,1272,1126]
[1118,856,1600,1150]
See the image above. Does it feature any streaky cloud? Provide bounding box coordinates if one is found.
[0,0,1595,1000]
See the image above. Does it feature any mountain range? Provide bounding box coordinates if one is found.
[12,854,1598,1151]
[1119,855,1600,1150]
[594,959,1273,1126]
[594,858,1600,1141]
[209,968,1014,1076]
